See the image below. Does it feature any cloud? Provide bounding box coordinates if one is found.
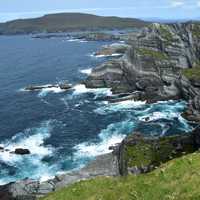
[197,1,200,7]
[170,0,185,7]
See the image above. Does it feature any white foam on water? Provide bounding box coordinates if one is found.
[95,100,146,115]
[0,120,53,163]
[73,120,135,158]
[72,84,112,97]
[67,39,88,43]
[137,101,192,132]
[67,39,80,42]
[0,120,57,184]
[138,111,178,122]
[91,53,123,58]
[80,68,92,75]
[38,87,65,97]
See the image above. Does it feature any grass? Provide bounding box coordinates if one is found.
[191,24,200,38]
[136,48,168,60]
[41,152,200,200]
[182,67,200,80]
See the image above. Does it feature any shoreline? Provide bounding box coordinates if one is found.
[0,153,119,200]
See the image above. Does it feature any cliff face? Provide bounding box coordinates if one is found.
[116,127,200,176]
[85,22,200,120]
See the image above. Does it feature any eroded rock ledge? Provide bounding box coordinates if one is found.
[85,22,200,121]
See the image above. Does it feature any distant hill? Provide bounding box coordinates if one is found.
[0,13,150,35]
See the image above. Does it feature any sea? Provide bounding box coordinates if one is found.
[0,34,192,185]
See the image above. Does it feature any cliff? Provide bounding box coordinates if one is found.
[85,22,200,121]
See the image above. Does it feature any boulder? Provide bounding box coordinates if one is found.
[14,148,30,155]
[59,83,72,90]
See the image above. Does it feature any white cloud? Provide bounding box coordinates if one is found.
[170,0,185,7]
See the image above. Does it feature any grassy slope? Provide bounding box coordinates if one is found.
[41,152,200,200]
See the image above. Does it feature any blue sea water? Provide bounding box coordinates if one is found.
[0,35,192,185]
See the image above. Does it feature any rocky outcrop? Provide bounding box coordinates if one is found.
[116,126,200,176]
[86,24,200,101]
[0,153,119,200]
[85,22,200,117]
[24,83,72,91]
[14,148,30,155]
[94,43,130,56]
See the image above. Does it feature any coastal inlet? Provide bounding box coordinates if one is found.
[0,35,192,185]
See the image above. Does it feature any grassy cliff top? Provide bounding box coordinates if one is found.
[41,152,200,200]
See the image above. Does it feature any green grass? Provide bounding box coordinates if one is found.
[191,24,200,38]
[182,67,200,80]
[136,48,168,60]
[41,152,200,200]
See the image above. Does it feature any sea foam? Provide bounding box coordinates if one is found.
[80,68,92,75]
[72,84,112,97]
[0,120,57,184]
[73,120,135,158]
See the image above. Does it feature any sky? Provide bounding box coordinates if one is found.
[0,0,199,22]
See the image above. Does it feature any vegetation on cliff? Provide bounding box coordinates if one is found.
[182,67,200,80]
[41,151,200,200]
[136,48,168,60]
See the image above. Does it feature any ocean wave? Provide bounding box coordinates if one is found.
[72,84,112,97]
[38,87,65,97]
[95,100,146,115]
[73,120,135,158]
[79,68,92,75]
[0,120,57,184]
[67,39,88,43]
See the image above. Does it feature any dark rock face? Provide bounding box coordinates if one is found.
[85,22,200,117]
[14,148,30,155]
[116,126,200,176]
[24,83,72,91]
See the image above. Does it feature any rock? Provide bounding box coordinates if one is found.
[115,127,200,176]
[85,22,200,119]
[58,83,72,90]
[14,148,30,155]
[0,153,119,200]
[0,146,4,151]
[94,43,130,56]
[25,83,72,91]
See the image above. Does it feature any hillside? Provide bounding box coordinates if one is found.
[41,152,200,200]
[0,13,150,35]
